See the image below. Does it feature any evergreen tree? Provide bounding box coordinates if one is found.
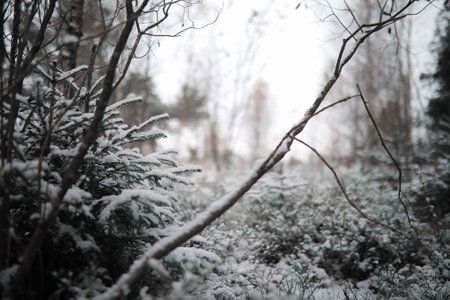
[413,8,450,225]
[0,62,218,298]
[171,84,208,125]
[428,8,450,132]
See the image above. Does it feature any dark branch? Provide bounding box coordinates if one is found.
[293,137,411,240]
[356,84,419,239]
[6,0,149,294]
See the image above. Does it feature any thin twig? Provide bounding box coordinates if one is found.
[94,2,428,298]
[293,137,411,240]
[356,84,419,240]
[311,94,359,118]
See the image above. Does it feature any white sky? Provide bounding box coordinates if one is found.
[147,0,440,164]
[149,0,326,161]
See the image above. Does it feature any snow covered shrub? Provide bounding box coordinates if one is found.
[166,172,323,299]
[167,163,448,299]
[406,265,450,300]
[241,166,443,284]
[0,64,213,298]
[243,171,310,265]
[410,123,450,227]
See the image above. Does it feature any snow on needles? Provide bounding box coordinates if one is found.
[95,171,260,300]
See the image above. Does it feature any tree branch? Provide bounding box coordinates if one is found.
[96,2,427,298]
[5,0,150,294]
[293,137,411,240]
[356,84,419,239]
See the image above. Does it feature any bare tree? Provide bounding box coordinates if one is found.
[247,79,270,162]
[184,1,273,170]
[319,0,417,164]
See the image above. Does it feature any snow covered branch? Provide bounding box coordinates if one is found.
[5,0,145,294]
[1,0,220,296]
[97,1,428,298]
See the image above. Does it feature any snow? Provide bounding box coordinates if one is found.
[136,155,161,166]
[5,6,447,296]
[356,279,371,289]
[276,136,292,157]
[15,94,29,104]
[181,247,220,264]
[95,170,260,300]
[56,65,87,81]
[313,285,345,300]
[90,75,106,94]
[98,189,173,223]
[105,96,143,112]
[58,222,100,252]
[358,259,371,272]
[63,186,91,204]
[312,266,329,280]
[137,113,169,130]
[111,127,166,145]
[62,34,80,45]
[0,265,18,289]
[267,136,292,166]
[147,258,170,278]
[147,169,193,185]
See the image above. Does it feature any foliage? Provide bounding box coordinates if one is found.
[413,7,450,230]
[0,64,217,298]
[168,166,449,299]
[1,1,447,299]
[428,8,450,131]
[170,84,208,126]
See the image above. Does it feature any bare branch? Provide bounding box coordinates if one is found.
[5,0,150,294]
[112,0,175,90]
[343,0,360,28]
[311,94,359,118]
[293,137,411,239]
[113,1,221,90]
[95,2,429,298]
[356,84,419,239]
[324,0,355,40]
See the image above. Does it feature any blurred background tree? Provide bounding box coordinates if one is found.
[427,7,450,134]
[316,0,415,167]
[412,7,450,224]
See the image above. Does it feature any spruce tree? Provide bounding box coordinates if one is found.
[0,62,218,298]
[428,8,450,131]
[414,8,450,224]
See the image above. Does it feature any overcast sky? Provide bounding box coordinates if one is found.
[146,1,440,163]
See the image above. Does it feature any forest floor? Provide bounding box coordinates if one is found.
[166,161,449,299]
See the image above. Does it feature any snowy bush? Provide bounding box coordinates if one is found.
[0,64,219,298]
[410,123,450,227]
[172,167,448,299]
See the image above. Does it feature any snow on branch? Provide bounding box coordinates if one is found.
[56,65,88,82]
[95,2,426,298]
[105,96,143,112]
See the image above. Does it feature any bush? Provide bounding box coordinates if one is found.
[0,64,218,298]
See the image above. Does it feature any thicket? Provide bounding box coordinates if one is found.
[0,63,220,298]
[171,166,449,299]
[1,1,449,299]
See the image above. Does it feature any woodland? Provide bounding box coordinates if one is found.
[0,0,449,299]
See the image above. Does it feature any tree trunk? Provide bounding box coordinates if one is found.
[62,0,84,71]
